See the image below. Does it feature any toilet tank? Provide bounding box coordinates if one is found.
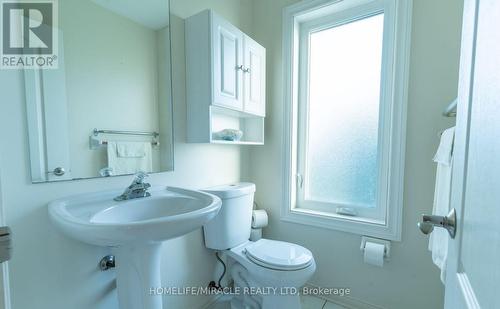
[202,183,256,250]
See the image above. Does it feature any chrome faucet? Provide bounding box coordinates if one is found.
[114,172,151,201]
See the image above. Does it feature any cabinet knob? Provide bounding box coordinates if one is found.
[236,65,244,71]
[243,68,251,73]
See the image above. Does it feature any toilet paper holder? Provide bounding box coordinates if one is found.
[360,236,391,259]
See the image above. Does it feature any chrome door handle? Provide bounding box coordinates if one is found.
[418,208,456,238]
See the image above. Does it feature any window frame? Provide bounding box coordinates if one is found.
[282,0,412,240]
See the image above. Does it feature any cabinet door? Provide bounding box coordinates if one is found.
[243,36,266,116]
[213,15,244,111]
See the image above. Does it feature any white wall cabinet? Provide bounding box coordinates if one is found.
[186,10,266,144]
[243,36,266,116]
[212,15,244,111]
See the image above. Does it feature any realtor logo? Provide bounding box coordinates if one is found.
[1,0,58,69]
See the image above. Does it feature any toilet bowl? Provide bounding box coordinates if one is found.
[202,183,316,309]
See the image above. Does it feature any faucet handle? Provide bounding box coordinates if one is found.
[133,171,149,183]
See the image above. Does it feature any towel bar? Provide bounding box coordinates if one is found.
[93,128,159,138]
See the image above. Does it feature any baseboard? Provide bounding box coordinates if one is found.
[304,283,387,309]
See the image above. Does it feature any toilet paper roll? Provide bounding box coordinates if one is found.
[250,228,262,241]
[251,210,268,228]
[363,242,385,267]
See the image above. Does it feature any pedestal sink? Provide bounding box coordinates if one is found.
[48,186,221,309]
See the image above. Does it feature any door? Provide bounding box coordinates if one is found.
[243,36,266,116]
[444,0,500,308]
[212,14,244,111]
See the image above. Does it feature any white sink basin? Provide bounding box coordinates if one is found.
[49,186,221,246]
[48,186,221,309]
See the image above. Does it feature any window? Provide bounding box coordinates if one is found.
[282,0,412,240]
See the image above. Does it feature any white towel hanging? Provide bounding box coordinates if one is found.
[107,141,152,175]
[429,127,455,283]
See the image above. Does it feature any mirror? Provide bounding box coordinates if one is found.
[25,0,174,182]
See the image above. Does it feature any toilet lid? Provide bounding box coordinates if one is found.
[245,239,313,271]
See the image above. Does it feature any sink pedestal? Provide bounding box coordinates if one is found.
[113,244,163,309]
[48,187,222,309]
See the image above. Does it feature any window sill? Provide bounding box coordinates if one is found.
[281,207,401,241]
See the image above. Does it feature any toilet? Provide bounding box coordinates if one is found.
[203,183,316,309]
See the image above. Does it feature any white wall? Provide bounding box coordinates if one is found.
[247,0,462,308]
[0,1,252,308]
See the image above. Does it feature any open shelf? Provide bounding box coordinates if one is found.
[209,106,264,144]
[211,140,264,145]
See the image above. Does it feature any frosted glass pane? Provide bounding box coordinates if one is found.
[305,14,384,208]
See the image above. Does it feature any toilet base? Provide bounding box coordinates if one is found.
[215,239,316,309]
[228,261,306,309]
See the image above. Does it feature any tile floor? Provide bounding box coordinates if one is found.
[301,295,348,309]
[208,295,348,309]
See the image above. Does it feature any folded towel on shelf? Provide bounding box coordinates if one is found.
[107,141,152,175]
[429,127,455,283]
[212,129,243,141]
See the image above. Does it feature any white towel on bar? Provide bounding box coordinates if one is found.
[107,141,152,175]
[429,127,455,283]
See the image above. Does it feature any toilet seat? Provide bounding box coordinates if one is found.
[244,239,313,271]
